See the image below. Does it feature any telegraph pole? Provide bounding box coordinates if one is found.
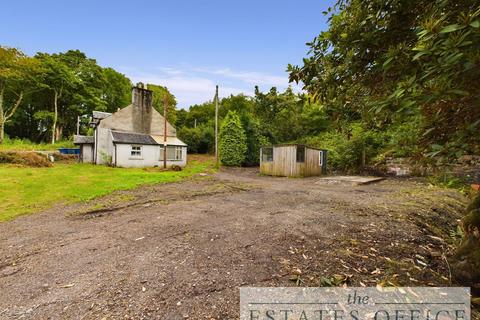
[163,95,168,169]
[214,85,219,167]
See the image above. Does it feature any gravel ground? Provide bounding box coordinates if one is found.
[0,167,467,319]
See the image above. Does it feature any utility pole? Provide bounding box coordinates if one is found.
[214,85,219,167]
[194,118,197,128]
[76,116,80,135]
[163,95,168,169]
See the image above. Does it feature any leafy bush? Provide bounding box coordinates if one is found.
[382,118,421,158]
[177,124,214,154]
[301,123,383,172]
[219,111,247,166]
[242,116,270,166]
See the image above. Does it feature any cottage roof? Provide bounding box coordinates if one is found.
[111,131,158,145]
[73,135,94,144]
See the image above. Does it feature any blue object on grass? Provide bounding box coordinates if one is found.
[58,148,80,155]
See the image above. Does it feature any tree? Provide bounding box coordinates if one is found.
[36,53,77,143]
[219,111,247,166]
[148,84,178,125]
[0,47,40,144]
[288,0,480,160]
[102,68,132,112]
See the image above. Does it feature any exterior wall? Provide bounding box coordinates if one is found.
[260,145,325,177]
[260,146,296,177]
[95,127,114,165]
[98,105,176,136]
[81,144,94,163]
[113,144,187,168]
[302,148,323,176]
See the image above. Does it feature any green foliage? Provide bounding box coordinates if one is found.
[219,111,247,166]
[148,84,178,125]
[0,46,42,143]
[301,123,383,172]
[243,116,270,166]
[177,124,214,154]
[0,136,74,151]
[289,0,480,161]
[427,171,469,192]
[102,68,132,112]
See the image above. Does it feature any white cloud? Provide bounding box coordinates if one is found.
[192,67,287,87]
[119,65,300,109]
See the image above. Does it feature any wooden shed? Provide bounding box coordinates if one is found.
[260,144,327,177]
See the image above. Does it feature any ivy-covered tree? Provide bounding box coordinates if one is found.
[219,110,247,166]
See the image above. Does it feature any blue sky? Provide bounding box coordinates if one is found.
[1,0,334,108]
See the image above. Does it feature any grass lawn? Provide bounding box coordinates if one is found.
[0,156,214,222]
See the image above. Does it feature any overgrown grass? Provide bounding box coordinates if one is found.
[0,137,74,151]
[0,158,214,222]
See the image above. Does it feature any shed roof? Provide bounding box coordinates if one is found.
[73,135,94,144]
[263,144,327,152]
[111,131,158,145]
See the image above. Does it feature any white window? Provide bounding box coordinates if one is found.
[131,145,142,157]
[160,146,183,161]
[319,150,324,166]
[175,146,183,160]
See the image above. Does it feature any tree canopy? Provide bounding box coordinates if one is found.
[288,0,480,160]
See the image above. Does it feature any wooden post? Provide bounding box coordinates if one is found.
[214,85,219,167]
[163,95,168,169]
[361,145,366,170]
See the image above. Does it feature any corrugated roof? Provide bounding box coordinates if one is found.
[111,131,157,145]
[151,135,187,146]
[73,135,94,144]
[92,111,112,120]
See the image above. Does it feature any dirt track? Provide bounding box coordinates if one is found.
[0,168,467,319]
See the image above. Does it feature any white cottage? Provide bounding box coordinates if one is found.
[74,84,187,168]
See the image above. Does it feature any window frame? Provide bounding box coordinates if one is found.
[296,146,306,163]
[319,150,324,166]
[261,147,273,162]
[160,146,184,161]
[130,145,142,158]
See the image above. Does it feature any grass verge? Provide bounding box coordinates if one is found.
[0,157,214,222]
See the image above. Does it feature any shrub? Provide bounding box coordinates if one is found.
[242,116,270,166]
[219,111,247,166]
[301,123,383,172]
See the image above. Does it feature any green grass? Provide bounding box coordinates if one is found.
[0,137,74,151]
[0,159,214,222]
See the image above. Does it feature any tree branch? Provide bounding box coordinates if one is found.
[5,91,24,121]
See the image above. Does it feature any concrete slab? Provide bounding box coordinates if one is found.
[317,175,385,185]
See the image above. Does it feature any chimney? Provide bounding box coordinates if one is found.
[131,83,153,134]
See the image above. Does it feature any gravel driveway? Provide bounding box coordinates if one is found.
[0,168,466,319]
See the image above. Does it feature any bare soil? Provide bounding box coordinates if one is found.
[0,167,467,319]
